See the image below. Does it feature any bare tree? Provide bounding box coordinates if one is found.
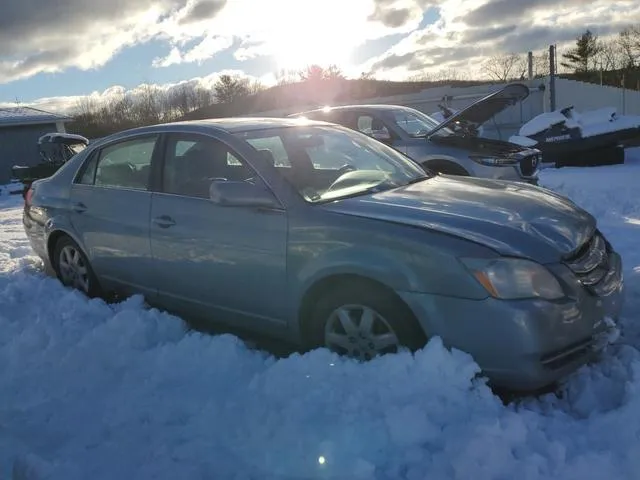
[618,25,640,67]
[407,67,468,82]
[130,84,163,124]
[73,96,99,117]
[434,67,470,82]
[531,50,551,77]
[298,64,345,82]
[246,78,266,95]
[324,64,345,80]
[596,38,625,72]
[213,74,252,103]
[298,64,326,82]
[275,68,298,85]
[481,53,526,81]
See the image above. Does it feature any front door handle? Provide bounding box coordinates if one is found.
[152,215,176,228]
[72,202,87,213]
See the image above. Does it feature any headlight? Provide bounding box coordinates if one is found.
[469,155,518,167]
[460,257,564,300]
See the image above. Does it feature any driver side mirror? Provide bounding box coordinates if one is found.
[209,179,280,208]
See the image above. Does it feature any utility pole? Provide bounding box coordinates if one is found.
[549,44,556,111]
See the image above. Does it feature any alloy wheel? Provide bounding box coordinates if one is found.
[58,245,90,293]
[324,304,401,360]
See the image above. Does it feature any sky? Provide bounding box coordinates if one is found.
[0,0,637,114]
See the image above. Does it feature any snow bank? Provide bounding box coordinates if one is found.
[2,152,640,479]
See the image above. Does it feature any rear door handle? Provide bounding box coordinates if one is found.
[152,215,176,228]
[72,202,87,213]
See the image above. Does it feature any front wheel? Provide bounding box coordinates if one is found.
[422,160,469,176]
[308,283,427,360]
[53,236,101,297]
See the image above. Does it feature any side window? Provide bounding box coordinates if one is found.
[162,134,254,199]
[92,136,158,190]
[76,151,99,185]
[304,133,378,170]
[304,134,352,169]
[356,115,375,134]
[244,136,291,167]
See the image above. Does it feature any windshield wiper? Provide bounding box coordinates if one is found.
[406,175,431,184]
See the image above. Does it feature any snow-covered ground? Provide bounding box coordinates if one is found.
[2,151,640,480]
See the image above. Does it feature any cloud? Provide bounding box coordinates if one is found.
[0,0,229,84]
[367,0,441,28]
[156,0,431,71]
[153,36,234,66]
[363,0,640,79]
[2,0,442,84]
[178,0,226,24]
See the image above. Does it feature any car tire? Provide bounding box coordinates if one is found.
[53,236,101,298]
[308,282,427,360]
[423,160,469,176]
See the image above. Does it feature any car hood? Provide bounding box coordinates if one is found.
[427,83,530,137]
[323,175,595,263]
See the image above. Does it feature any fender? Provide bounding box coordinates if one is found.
[44,214,88,261]
[292,244,425,306]
[419,155,470,175]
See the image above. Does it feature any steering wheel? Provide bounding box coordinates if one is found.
[337,164,357,175]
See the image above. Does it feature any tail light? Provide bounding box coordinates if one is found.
[24,185,33,206]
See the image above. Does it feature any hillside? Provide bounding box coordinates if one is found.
[182,77,496,120]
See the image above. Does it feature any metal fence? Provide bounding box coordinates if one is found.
[547,77,640,116]
[249,77,640,141]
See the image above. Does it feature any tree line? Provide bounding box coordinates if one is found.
[69,65,347,138]
[478,25,640,83]
[69,24,640,138]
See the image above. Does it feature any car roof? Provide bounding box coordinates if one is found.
[290,104,416,117]
[167,116,331,132]
[85,117,332,148]
[89,116,334,147]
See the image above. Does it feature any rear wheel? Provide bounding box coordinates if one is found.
[53,236,101,297]
[308,282,427,360]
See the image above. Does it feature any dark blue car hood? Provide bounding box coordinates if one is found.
[322,175,595,263]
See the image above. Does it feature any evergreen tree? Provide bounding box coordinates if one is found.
[561,30,601,72]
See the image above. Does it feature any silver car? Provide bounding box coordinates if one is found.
[290,83,541,184]
[22,117,623,391]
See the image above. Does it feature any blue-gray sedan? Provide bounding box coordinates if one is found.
[22,117,624,391]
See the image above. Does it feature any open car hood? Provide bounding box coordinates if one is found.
[427,83,530,137]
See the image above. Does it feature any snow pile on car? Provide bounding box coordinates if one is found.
[514,107,640,140]
[1,150,640,479]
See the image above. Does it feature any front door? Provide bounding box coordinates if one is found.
[68,134,159,297]
[149,132,288,330]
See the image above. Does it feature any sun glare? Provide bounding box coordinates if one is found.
[246,0,370,71]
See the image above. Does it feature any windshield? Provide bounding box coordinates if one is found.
[389,108,455,138]
[235,125,430,203]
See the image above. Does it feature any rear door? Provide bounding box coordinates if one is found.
[68,134,160,297]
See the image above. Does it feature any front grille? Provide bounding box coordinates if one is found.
[518,154,540,177]
[565,232,613,295]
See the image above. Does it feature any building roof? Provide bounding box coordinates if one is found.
[0,106,72,128]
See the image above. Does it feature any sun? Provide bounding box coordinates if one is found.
[255,0,369,71]
[271,30,354,71]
